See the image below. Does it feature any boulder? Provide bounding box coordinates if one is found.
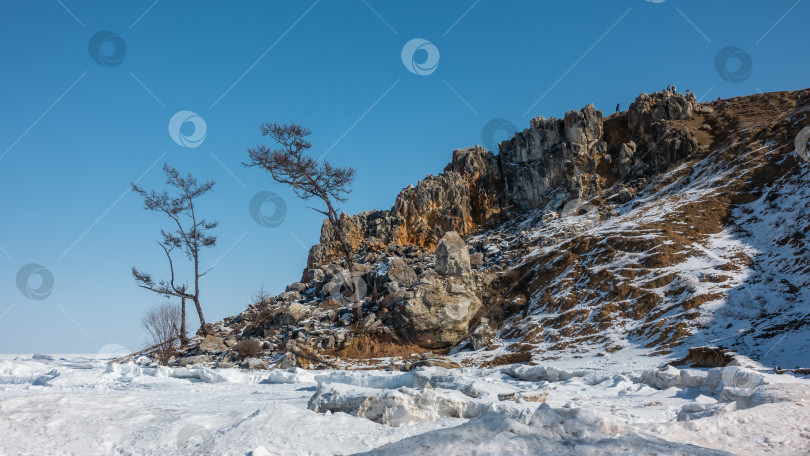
[391,274,482,348]
[241,357,269,370]
[435,231,471,276]
[286,282,307,292]
[373,256,418,294]
[199,335,226,353]
[278,290,301,302]
[177,354,212,366]
[280,302,311,326]
[304,268,325,284]
[278,351,301,369]
[469,320,495,350]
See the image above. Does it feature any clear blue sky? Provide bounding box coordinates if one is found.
[0,0,806,353]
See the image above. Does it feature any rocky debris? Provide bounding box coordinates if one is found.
[434,231,471,276]
[469,320,495,350]
[372,257,418,294]
[469,252,484,268]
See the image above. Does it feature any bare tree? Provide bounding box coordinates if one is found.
[179,296,188,345]
[142,302,181,365]
[132,164,217,336]
[244,123,361,319]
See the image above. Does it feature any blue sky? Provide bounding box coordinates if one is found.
[0,0,806,353]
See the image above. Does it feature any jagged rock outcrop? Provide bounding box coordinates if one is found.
[308,92,701,269]
[308,146,503,267]
[499,103,606,210]
[624,90,699,174]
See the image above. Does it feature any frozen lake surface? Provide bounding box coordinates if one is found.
[0,353,808,455]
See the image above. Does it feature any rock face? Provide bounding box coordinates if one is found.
[307,90,704,271]
[499,103,606,209]
[434,231,471,276]
[391,272,483,349]
[308,146,504,267]
[625,91,699,173]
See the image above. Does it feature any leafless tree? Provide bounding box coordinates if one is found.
[142,302,181,365]
[250,283,272,306]
[244,123,361,319]
[132,164,217,337]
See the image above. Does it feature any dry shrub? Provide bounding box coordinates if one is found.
[256,306,281,325]
[233,339,262,360]
[487,351,532,367]
[328,333,428,360]
[250,284,273,306]
[142,302,181,365]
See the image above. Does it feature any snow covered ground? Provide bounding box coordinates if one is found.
[1,353,808,455]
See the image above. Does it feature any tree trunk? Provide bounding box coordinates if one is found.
[324,203,362,322]
[193,296,208,336]
[180,297,188,346]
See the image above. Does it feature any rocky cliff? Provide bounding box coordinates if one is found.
[179,88,810,371]
[308,91,699,267]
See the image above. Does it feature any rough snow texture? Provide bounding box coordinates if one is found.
[2,354,808,455]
